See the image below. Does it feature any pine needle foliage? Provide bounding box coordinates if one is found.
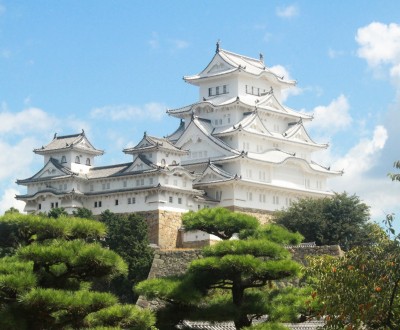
[136,208,304,329]
[0,213,155,329]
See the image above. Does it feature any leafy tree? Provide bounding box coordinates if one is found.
[0,213,155,329]
[73,207,95,219]
[47,207,69,218]
[136,207,304,329]
[388,160,400,182]
[98,210,154,303]
[307,216,400,329]
[4,207,20,214]
[274,192,372,250]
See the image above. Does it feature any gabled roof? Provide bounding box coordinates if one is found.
[124,132,187,155]
[256,93,312,120]
[17,158,76,185]
[34,130,103,156]
[175,116,240,157]
[165,119,186,143]
[184,47,295,88]
[167,93,310,121]
[214,110,272,136]
[283,120,328,148]
[194,162,237,185]
[124,154,160,173]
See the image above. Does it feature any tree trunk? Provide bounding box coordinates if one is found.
[232,283,251,329]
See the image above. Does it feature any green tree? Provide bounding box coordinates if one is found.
[307,216,400,329]
[47,207,69,218]
[136,207,304,329]
[99,210,154,303]
[274,192,372,250]
[388,160,400,182]
[73,207,94,219]
[0,212,155,329]
[4,207,20,214]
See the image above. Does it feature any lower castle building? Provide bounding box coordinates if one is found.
[16,45,341,249]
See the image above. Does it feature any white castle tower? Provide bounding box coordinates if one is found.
[16,44,341,248]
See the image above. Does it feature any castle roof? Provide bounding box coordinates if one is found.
[123,132,187,155]
[184,47,296,88]
[34,131,103,156]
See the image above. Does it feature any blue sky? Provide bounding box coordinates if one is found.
[1,1,399,228]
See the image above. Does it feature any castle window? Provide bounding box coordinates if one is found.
[273,196,280,205]
[75,156,80,164]
[216,86,220,95]
[128,197,131,204]
[38,203,41,210]
[123,181,127,188]
[132,197,136,204]
[51,202,54,209]
[247,192,252,201]
[61,156,66,163]
[223,85,227,93]
[94,201,97,208]
[208,87,212,96]
[90,184,94,192]
[149,178,153,184]
[86,158,91,166]
[99,201,102,207]
[178,197,182,204]
[115,199,119,206]
[169,196,173,203]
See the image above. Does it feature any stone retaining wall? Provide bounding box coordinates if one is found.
[136,245,343,309]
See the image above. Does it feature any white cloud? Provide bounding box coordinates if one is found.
[276,5,299,18]
[0,107,59,135]
[0,137,38,181]
[91,103,167,121]
[333,125,387,177]
[0,187,26,214]
[305,95,352,135]
[356,22,400,68]
[269,64,302,101]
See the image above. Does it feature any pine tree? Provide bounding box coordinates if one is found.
[136,207,304,329]
[0,212,155,329]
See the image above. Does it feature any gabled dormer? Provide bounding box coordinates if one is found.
[33,130,103,174]
[123,132,188,167]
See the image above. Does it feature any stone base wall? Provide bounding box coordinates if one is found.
[136,245,343,309]
[135,210,184,250]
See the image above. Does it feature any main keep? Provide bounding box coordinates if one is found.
[17,45,341,249]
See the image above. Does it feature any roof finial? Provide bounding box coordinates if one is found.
[259,53,264,63]
[81,129,85,135]
[216,40,220,53]
[53,133,57,139]
[144,131,147,137]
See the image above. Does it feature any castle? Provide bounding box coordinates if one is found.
[16,44,341,249]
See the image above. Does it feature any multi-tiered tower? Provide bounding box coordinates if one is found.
[167,44,341,223]
[17,45,341,249]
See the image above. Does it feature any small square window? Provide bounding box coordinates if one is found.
[169,196,173,203]
[132,197,136,204]
[128,197,131,204]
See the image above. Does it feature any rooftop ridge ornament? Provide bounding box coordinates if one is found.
[216,40,220,53]
[259,53,264,63]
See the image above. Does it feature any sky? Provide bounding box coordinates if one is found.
[0,1,399,229]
